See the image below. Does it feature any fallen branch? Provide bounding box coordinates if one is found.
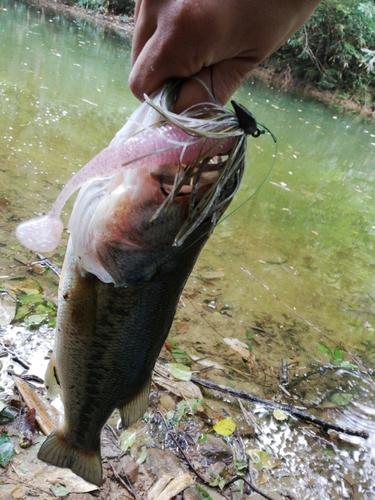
[226,476,277,500]
[286,364,354,389]
[191,375,369,439]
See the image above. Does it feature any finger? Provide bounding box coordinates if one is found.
[131,0,158,65]
[172,58,256,113]
[129,28,203,102]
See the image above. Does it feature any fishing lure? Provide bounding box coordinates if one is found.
[15,82,270,254]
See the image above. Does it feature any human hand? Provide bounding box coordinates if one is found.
[129,0,321,112]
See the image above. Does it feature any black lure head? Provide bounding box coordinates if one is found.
[231,100,261,138]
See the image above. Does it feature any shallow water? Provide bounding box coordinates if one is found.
[1,1,375,498]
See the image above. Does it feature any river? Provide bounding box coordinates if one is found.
[1,1,375,499]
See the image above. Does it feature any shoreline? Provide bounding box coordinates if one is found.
[30,0,375,121]
[251,65,375,122]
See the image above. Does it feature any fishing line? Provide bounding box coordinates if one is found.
[209,66,219,105]
[218,123,277,225]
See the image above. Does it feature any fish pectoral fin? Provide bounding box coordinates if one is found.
[118,375,152,429]
[44,356,61,400]
[38,428,102,487]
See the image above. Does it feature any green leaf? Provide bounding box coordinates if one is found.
[0,406,17,421]
[273,409,288,421]
[213,417,236,436]
[14,305,31,321]
[171,348,187,361]
[197,485,213,500]
[17,293,43,305]
[329,392,353,406]
[167,363,192,381]
[317,343,333,359]
[24,314,46,327]
[50,484,69,497]
[174,399,203,423]
[199,433,207,443]
[136,450,147,464]
[246,449,274,469]
[119,429,137,451]
[233,459,248,473]
[339,360,357,370]
[333,346,343,362]
[0,433,15,467]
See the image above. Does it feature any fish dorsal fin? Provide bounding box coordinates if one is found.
[118,375,152,429]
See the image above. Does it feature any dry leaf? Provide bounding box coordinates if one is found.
[13,376,61,435]
[223,338,250,360]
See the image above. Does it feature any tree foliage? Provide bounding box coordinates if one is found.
[271,0,375,100]
[76,0,135,15]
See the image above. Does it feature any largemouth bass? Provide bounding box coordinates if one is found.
[16,81,258,486]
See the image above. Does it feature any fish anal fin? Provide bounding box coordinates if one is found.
[38,429,102,487]
[119,375,152,429]
[44,356,61,400]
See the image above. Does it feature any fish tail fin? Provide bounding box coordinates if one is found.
[44,356,61,400]
[38,429,102,487]
[118,375,152,429]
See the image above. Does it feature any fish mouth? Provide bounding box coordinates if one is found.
[150,153,229,201]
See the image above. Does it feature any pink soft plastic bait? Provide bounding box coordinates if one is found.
[16,123,234,253]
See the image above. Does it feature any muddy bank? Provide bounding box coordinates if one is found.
[251,64,375,122]
[28,0,134,38]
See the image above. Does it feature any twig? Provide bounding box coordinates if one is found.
[191,375,369,439]
[168,430,210,484]
[302,25,327,77]
[36,253,61,277]
[11,355,30,370]
[225,476,277,500]
[154,407,211,484]
[107,461,139,500]
[104,423,122,450]
[286,364,355,389]
[182,291,223,337]
[1,345,30,371]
